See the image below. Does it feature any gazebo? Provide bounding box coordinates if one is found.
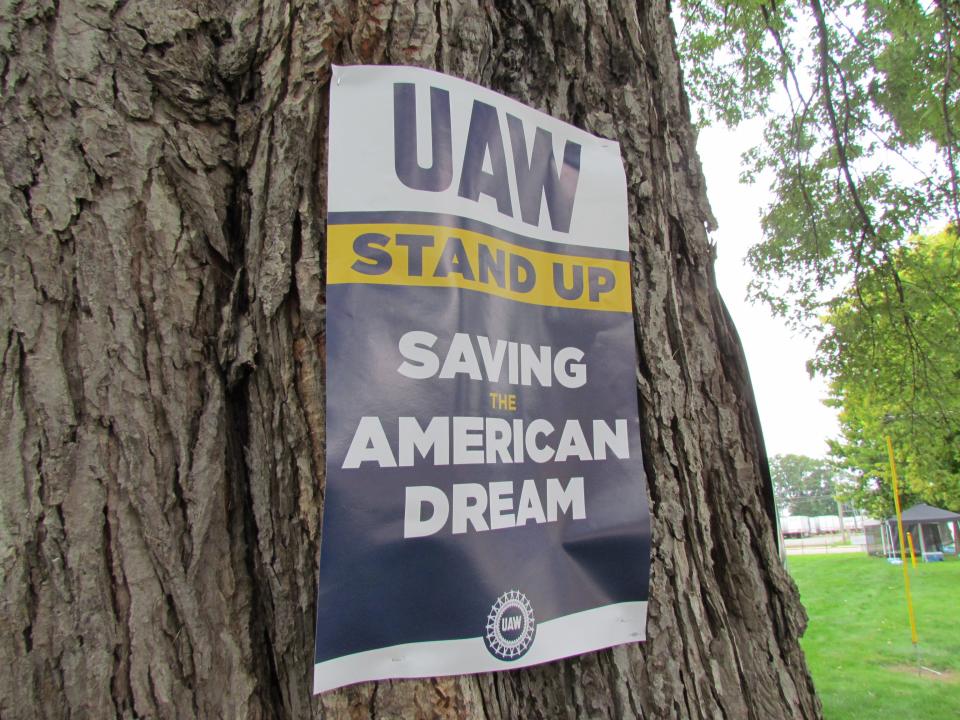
[865,503,960,560]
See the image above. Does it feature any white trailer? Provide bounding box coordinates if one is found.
[782,516,811,538]
[813,515,842,534]
[842,515,861,530]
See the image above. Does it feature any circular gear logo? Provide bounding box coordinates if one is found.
[484,590,536,661]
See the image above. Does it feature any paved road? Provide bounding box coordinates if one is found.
[784,544,863,555]
[784,532,866,555]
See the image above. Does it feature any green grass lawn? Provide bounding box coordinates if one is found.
[789,554,960,720]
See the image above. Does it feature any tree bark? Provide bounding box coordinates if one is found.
[0,0,821,718]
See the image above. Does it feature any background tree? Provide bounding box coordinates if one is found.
[816,228,960,517]
[770,454,844,516]
[676,0,959,327]
[0,1,821,718]
[675,0,959,520]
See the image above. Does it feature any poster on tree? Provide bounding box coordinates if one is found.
[314,65,650,694]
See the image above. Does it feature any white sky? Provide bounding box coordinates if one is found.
[696,120,840,459]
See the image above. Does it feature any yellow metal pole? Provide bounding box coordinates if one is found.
[886,436,919,645]
[906,533,918,568]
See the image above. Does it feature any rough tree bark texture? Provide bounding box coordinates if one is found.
[0,0,822,718]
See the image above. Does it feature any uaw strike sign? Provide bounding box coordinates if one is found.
[314,65,650,694]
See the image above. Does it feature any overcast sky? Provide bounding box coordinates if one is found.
[696,120,840,459]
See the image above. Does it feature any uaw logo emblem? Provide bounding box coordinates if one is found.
[484,590,536,661]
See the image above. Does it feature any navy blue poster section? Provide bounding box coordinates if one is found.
[315,281,650,666]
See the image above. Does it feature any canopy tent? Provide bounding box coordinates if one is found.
[864,503,960,559]
[898,503,960,524]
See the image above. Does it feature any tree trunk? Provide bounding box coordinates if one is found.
[0,1,821,718]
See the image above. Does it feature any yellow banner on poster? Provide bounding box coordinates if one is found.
[327,222,632,313]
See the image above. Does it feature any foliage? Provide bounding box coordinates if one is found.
[770,453,845,515]
[790,554,960,719]
[675,0,960,517]
[676,0,960,326]
[814,229,960,517]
